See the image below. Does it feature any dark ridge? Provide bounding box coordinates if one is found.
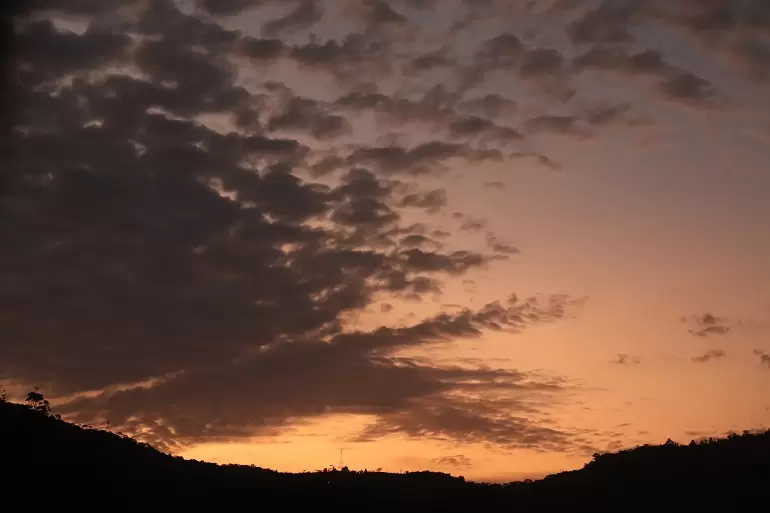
[1,400,768,512]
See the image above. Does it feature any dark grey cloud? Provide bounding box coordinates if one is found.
[268,95,352,140]
[486,233,519,255]
[355,390,575,452]
[398,234,442,250]
[287,34,393,80]
[431,454,473,469]
[573,47,671,76]
[59,297,579,451]
[262,0,324,36]
[655,0,770,82]
[345,141,502,176]
[357,0,410,32]
[336,87,522,151]
[236,36,286,62]
[683,313,732,338]
[611,354,640,365]
[18,0,142,17]
[15,19,132,77]
[196,0,266,16]
[573,44,720,107]
[404,48,457,74]
[3,0,583,453]
[448,116,523,145]
[754,349,770,368]
[564,1,733,106]
[656,70,719,107]
[460,218,486,233]
[692,349,726,364]
[520,47,565,78]
[582,102,635,127]
[458,94,518,119]
[509,151,563,171]
[461,32,571,92]
[399,189,448,214]
[525,115,592,139]
[565,1,637,45]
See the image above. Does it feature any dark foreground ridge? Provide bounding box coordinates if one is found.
[1,399,768,512]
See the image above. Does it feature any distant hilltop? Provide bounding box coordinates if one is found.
[1,396,769,512]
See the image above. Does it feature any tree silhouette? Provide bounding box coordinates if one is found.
[0,383,6,402]
[1,395,770,512]
[25,388,51,415]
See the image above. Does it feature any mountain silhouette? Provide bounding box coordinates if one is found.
[1,398,768,512]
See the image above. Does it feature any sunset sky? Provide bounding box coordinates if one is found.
[3,0,770,482]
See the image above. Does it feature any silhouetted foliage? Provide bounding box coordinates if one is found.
[24,388,51,415]
[1,398,768,512]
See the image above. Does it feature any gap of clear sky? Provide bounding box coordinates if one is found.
[3,0,770,481]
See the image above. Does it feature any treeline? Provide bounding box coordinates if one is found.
[1,388,769,512]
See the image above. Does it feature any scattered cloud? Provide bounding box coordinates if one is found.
[6,0,766,460]
[692,349,726,364]
[683,313,732,338]
[262,0,324,37]
[3,0,596,453]
[754,350,770,368]
[657,71,720,107]
[611,354,641,365]
[431,454,473,469]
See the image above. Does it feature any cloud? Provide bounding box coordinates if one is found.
[573,46,671,76]
[448,116,522,145]
[683,313,732,338]
[4,0,587,453]
[268,94,352,140]
[573,42,720,108]
[59,297,580,451]
[336,87,521,149]
[399,189,448,214]
[654,0,770,83]
[582,102,636,127]
[485,233,519,255]
[460,32,571,93]
[754,350,770,368]
[656,71,719,107]
[345,141,502,176]
[12,0,757,459]
[692,349,726,363]
[404,48,457,74]
[458,94,518,119]
[262,0,324,36]
[525,115,592,139]
[196,0,266,16]
[564,1,733,107]
[354,387,576,452]
[611,354,641,365]
[431,454,473,469]
[565,1,637,45]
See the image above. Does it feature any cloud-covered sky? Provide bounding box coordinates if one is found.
[3,0,770,480]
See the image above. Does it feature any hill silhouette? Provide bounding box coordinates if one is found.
[1,397,768,512]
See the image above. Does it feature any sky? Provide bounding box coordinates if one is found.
[2,0,770,482]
